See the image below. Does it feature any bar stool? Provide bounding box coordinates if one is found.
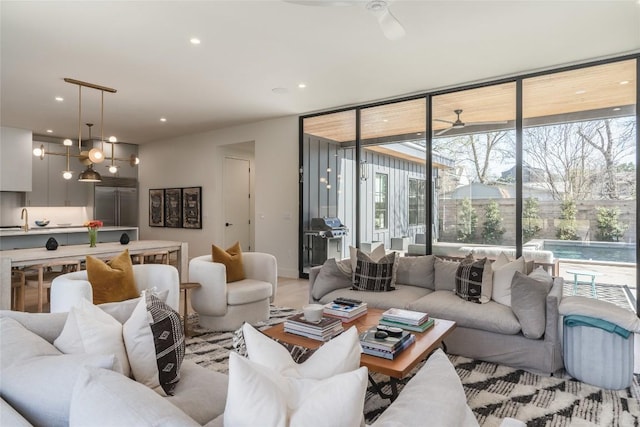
[11,269,25,311]
[25,260,81,312]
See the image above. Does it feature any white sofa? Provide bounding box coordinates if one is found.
[189,252,277,331]
[50,264,180,314]
[0,308,525,427]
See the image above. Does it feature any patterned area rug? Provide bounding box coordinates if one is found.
[184,307,640,426]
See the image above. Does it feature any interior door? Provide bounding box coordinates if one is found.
[224,157,251,251]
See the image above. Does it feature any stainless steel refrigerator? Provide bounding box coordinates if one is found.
[94,180,138,227]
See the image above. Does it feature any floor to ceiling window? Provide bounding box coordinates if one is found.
[299,55,638,314]
[523,59,637,307]
[431,83,516,252]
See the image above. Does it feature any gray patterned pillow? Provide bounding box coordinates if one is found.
[352,250,398,292]
[455,257,487,303]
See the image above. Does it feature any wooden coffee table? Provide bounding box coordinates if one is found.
[263,308,457,400]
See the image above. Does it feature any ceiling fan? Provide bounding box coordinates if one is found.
[285,0,406,40]
[434,109,509,136]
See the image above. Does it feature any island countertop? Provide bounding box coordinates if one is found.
[0,226,139,250]
[0,226,137,237]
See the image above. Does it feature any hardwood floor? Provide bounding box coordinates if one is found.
[273,276,310,310]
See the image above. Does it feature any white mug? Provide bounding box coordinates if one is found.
[302,304,324,322]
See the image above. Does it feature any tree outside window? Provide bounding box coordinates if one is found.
[409,178,426,226]
[375,173,388,229]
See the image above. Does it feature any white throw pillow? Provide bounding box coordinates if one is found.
[70,366,200,427]
[54,298,130,376]
[491,253,525,306]
[242,323,361,378]
[224,352,368,427]
[123,291,185,396]
[99,288,170,324]
[1,353,116,427]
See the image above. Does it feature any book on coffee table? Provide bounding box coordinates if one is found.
[323,301,368,321]
[381,308,429,326]
[361,334,416,360]
[379,317,435,333]
[284,313,344,341]
[359,327,413,351]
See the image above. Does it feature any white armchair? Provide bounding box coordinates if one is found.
[189,252,277,331]
[50,264,180,313]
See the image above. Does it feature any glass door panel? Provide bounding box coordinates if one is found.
[432,83,516,256]
[359,98,427,254]
[301,110,356,274]
[523,59,637,311]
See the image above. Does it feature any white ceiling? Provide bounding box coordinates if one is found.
[1,1,639,145]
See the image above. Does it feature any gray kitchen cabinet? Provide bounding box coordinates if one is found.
[0,127,33,191]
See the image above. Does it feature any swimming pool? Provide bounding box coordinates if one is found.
[543,240,636,263]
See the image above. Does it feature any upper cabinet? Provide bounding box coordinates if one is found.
[0,127,33,191]
[26,141,91,207]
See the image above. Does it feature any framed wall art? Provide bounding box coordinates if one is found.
[182,186,202,229]
[149,189,165,227]
[164,188,182,228]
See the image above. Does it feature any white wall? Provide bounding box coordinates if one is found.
[138,115,298,278]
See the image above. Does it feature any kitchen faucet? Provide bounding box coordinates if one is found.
[21,208,29,232]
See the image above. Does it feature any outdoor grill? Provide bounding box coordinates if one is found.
[305,217,349,265]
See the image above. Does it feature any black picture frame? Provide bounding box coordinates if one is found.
[149,189,165,227]
[164,188,182,228]
[182,186,202,229]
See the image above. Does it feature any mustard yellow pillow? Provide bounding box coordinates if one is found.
[212,242,245,283]
[86,249,139,305]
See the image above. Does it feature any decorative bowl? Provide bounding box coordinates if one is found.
[34,219,50,227]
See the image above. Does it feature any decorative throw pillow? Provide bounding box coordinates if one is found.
[98,289,170,324]
[434,257,459,291]
[54,298,130,377]
[224,353,368,427]
[212,241,245,282]
[349,244,386,271]
[242,323,361,378]
[455,256,492,303]
[491,253,525,307]
[69,366,200,427]
[310,258,353,301]
[528,266,554,286]
[510,271,553,339]
[123,291,185,396]
[352,250,398,292]
[396,255,435,290]
[86,249,138,305]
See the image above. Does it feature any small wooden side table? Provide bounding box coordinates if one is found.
[180,282,201,337]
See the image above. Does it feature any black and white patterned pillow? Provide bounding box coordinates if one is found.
[123,292,185,396]
[455,257,488,303]
[352,250,397,292]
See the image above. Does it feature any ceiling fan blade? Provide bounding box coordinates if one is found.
[376,7,406,40]
[435,127,452,136]
[434,118,454,125]
[465,120,510,126]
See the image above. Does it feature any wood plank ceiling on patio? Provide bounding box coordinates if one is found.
[303,59,636,144]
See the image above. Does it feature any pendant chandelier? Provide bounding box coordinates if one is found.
[33,78,140,182]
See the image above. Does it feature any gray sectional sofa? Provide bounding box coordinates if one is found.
[309,255,565,375]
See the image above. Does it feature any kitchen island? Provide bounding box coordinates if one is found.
[0,240,187,310]
[0,226,139,250]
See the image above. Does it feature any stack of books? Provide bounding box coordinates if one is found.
[323,298,368,322]
[379,308,434,332]
[284,313,344,342]
[359,327,415,360]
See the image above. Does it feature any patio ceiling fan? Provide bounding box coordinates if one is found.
[434,109,509,136]
[285,0,406,40]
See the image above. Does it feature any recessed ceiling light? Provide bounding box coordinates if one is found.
[272,87,288,94]
[55,97,64,102]
[416,132,422,136]
[160,117,167,122]
[298,83,307,89]
[190,38,201,45]
[46,129,53,133]
[575,90,586,95]
[613,107,622,111]
[620,80,630,85]
[383,119,389,123]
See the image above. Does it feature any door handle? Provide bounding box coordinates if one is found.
[225,222,233,227]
